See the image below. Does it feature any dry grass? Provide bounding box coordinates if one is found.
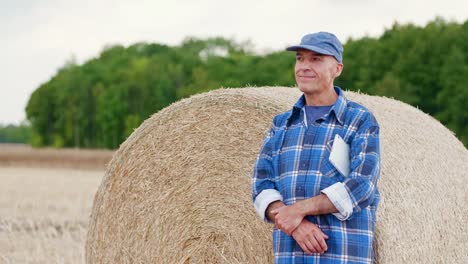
[0,144,113,170]
[86,87,297,263]
[0,147,105,264]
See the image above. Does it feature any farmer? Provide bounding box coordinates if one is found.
[252,32,381,263]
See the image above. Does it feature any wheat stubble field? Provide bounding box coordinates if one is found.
[0,144,113,264]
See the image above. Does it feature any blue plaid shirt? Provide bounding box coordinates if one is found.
[252,87,381,264]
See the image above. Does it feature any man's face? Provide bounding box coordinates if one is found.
[294,49,343,95]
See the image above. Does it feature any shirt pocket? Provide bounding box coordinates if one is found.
[320,138,339,178]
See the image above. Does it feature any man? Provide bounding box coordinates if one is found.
[252,32,381,264]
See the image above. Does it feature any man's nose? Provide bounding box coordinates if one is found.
[297,61,311,71]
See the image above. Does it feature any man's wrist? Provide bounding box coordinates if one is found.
[295,200,308,218]
[294,198,317,217]
[254,189,283,221]
[266,200,284,222]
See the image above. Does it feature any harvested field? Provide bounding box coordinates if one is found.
[0,146,106,264]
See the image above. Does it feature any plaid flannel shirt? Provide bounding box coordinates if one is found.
[252,87,381,264]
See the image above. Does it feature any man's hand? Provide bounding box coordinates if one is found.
[266,201,285,224]
[292,219,329,255]
[271,204,305,235]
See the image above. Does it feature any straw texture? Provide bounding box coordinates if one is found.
[86,87,468,263]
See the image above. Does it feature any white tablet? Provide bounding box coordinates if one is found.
[329,134,350,177]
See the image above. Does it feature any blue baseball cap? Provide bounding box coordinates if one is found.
[286,32,343,63]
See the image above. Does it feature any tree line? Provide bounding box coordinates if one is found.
[0,123,30,144]
[18,17,468,148]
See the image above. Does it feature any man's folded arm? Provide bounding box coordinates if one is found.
[252,116,283,222]
[322,113,380,220]
[292,113,380,221]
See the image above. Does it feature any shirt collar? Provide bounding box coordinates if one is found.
[290,86,347,126]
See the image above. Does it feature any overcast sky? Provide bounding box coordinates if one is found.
[1,0,467,125]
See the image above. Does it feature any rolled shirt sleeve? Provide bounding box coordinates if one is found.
[254,189,283,221]
[321,182,353,220]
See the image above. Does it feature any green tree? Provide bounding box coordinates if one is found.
[0,122,31,144]
[436,46,468,144]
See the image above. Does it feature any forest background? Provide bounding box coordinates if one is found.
[1,17,467,148]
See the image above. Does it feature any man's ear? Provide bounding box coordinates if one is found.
[335,63,344,78]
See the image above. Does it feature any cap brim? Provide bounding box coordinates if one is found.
[286,45,335,57]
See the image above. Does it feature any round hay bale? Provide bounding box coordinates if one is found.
[86,87,468,263]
